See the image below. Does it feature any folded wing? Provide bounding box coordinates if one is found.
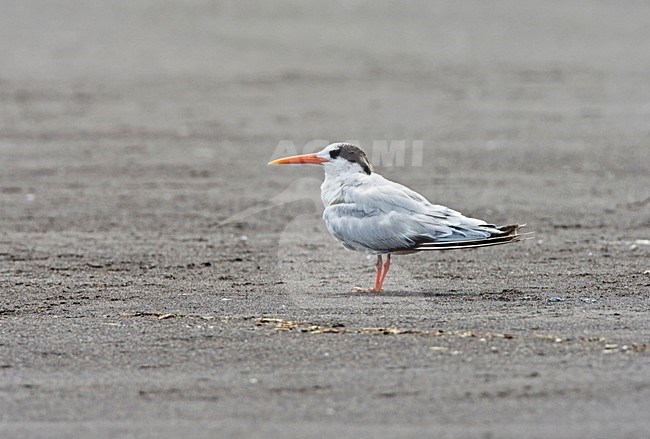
[323,174,526,254]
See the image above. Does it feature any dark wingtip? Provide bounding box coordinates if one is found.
[497,224,521,235]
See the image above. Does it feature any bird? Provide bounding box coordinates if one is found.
[268,142,527,293]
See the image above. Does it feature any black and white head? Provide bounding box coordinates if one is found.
[317,143,373,176]
[269,142,373,177]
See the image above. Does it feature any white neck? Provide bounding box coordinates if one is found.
[320,161,372,207]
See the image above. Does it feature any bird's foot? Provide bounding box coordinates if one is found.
[351,287,381,294]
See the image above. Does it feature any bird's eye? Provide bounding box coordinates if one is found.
[329,149,341,159]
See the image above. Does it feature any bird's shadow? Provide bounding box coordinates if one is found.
[336,290,482,298]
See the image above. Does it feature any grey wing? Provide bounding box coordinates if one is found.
[323,205,434,253]
[322,175,508,253]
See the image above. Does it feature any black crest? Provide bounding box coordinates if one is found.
[329,143,372,175]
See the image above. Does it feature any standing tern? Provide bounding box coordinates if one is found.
[269,143,526,293]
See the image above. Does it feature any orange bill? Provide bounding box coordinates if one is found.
[268,153,327,165]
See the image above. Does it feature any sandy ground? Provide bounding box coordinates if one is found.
[1,1,649,438]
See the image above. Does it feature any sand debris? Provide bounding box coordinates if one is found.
[360,327,421,335]
[119,311,221,321]
[256,318,344,333]
[255,318,516,339]
[534,334,563,343]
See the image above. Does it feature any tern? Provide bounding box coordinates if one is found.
[269,143,526,293]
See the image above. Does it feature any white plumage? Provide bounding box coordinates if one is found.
[270,142,525,293]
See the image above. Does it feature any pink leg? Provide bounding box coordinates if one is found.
[372,255,383,292]
[377,254,391,291]
[352,255,385,293]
